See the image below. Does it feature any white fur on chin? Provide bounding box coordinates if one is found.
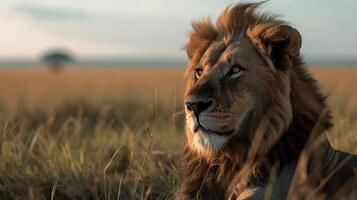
[192,130,228,152]
[186,113,228,153]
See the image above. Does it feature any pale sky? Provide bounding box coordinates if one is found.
[0,0,356,61]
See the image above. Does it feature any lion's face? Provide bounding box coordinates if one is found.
[185,37,271,153]
[184,18,302,155]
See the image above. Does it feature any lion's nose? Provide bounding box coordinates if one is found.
[185,100,213,115]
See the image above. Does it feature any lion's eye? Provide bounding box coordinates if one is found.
[229,64,245,79]
[195,68,203,79]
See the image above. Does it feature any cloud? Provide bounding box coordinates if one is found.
[15,4,89,21]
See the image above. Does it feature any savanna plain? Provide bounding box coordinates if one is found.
[0,67,356,199]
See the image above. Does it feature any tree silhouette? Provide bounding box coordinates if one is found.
[42,50,74,72]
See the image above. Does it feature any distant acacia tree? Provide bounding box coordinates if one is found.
[42,50,74,72]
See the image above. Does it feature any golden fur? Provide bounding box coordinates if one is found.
[176,2,357,200]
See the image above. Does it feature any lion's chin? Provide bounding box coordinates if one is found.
[186,114,232,153]
[191,129,229,153]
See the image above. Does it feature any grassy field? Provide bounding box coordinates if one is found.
[0,67,356,199]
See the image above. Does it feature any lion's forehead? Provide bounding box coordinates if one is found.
[199,40,226,69]
[195,37,262,74]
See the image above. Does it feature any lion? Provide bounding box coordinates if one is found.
[175,2,357,200]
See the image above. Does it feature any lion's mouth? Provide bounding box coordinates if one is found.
[195,125,234,136]
[186,112,235,136]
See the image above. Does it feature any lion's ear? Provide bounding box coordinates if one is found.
[247,24,302,70]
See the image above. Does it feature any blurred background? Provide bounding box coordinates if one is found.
[1,0,357,65]
[0,1,356,199]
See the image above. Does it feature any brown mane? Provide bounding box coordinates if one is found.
[186,2,280,62]
[176,2,356,199]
